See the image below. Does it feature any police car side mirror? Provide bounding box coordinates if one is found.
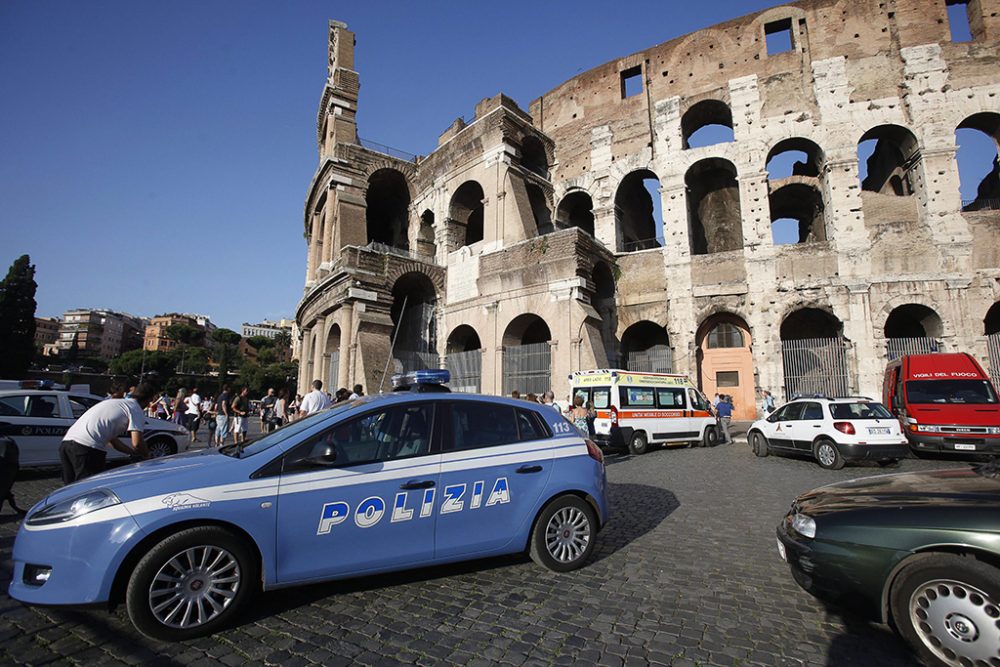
[766,414,778,423]
[304,452,338,467]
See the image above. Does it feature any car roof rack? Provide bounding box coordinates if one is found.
[391,369,452,393]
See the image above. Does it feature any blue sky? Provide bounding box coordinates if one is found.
[1,1,995,330]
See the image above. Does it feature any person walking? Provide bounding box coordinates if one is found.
[716,394,734,444]
[569,395,590,435]
[541,391,561,413]
[299,380,333,417]
[59,384,152,484]
[349,384,364,400]
[215,385,232,447]
[184,386,202,443]
[202,394,217,444]
[170,388,187,426]
[273,389,289,428]
[231,387,250,444]
[260,387,277,433]
[762,390,776,414]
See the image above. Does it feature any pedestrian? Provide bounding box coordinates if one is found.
[59,383,153,485]
[349,384,364,400]
[763,390,776,414]
[184,386,202,443]
[335,387,350,402]
[170,388,187,425]
[260,387,277,433]
[289,394,302,419]
[510,390,521,400]
[711,393,721,411]
[151,391,170,420]
[107,382,126,399]
[203,394,217,443]
[541,391,561,413]
[273,388,289,428]
[525,392,538,403]
[299,380,333,418]
[569,395,590,435]
[231,387,250,444]
[716,394,734,444]
[0,435,26,516]
[215,385,232,447]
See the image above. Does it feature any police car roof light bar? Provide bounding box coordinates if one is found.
[391,369,452,393]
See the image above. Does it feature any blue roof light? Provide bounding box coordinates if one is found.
[391,369,451,392]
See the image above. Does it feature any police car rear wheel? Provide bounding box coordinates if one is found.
[529,496,596,572]
[126,526,258,640]
[628,432,648,456]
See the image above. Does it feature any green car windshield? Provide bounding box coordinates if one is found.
[905,380,999,405]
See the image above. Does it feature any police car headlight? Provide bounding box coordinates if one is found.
[791,513,816,539]
[27,489,121,526]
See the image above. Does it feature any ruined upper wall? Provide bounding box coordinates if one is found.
[528,0,1000,181]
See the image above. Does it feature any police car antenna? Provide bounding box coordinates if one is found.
[379,294,408,394]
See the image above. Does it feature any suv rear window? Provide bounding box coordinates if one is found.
[829,402,893,419]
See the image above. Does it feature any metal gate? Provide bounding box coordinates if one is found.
[327,351,339,390]
[626,345,673,374]
[447,349,482,393]
[886,337,940,361]
[503,342,551,396]
[989,333,1000,388]
[781,337,852,398]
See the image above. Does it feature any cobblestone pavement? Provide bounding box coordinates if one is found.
[0,432,972,666]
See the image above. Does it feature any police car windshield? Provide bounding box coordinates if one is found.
[229,400,360,458]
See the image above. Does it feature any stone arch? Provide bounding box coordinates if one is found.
[446,324,483,393]
[686,158,743,255]
[876,294,948,338]
[779,307,851,398]
[502,313,552,347]
[621,321,672,373]
[681,99,734,149]
[521,135,549,177]
[502,313,552,395]
[883,304,945,339]
[324,323,342,390]
[766,137,825,179]
[591,261,618,366]
[360,158,417,196]
[857,124,921,196]
[769,183,826,244]
[366,168,411,250]
[985,301,1000,336]
[449,180,485,250]
[956,112,1000,210]
[779,306,845,340]
[417,209,437,260]
[390,271,439,358]
[696,312,754,419]
[526,181,554,235]
[385,261,445,296]
[446,324,481,353]
[614,169,662,251]
[556,189,595,237]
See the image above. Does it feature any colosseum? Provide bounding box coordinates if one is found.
[295,0,1000,420]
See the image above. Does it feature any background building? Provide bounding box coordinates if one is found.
[56,309,144,359]
[33,317,61,353]
[297,4,1000,417]
[143,313,203,352]
[242,319,293,339]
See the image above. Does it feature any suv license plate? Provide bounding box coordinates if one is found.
[954,443,977,451]
[776,538,787,562]
[868,427,890,435]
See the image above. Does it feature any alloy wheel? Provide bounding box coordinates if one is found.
[908,578,1000,666]
[545,506,592,564]
[148,545,241,629]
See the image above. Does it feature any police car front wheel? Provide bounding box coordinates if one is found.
[125,526,258,641]
[529,496,597,573]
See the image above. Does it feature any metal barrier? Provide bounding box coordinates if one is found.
[621,237,664,253]
[358,137,418,163]
[327,352,339,390]
[446,349,482,393]
[781,337,852,398]
[886,337,940,361]
[626,345,673,374]
[988,333,1000,388]
[502,342,551,396]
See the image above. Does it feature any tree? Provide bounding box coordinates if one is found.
[0,255,38,378]
[211,328,242,380]
[109,349,175,378]
[165,323,205,347]
[273,330,292,349]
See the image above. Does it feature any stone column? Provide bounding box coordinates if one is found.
[322,188,336,266]
[482,301,499,395]
[310,315,327,387]
[338,302,354,391]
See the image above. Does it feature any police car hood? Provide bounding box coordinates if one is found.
[43,449,231,505]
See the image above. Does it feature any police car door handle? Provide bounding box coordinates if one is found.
[516,465,543,474]
[399,480,435,490]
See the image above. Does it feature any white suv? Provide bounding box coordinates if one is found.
[0,390,189,467]
[747,397,910,469]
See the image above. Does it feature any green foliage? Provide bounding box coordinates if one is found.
[237,359,297,396]
[273,330,292,348]
[165,323,204,346]
[211,328,242,380]
[246,335,275,350]
[0,255,38,379]
[109,349,175,378]
[257,347,277,365]
[212,328,242,346]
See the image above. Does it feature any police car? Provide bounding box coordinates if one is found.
[9,371,609,640]
[0,388,189,466]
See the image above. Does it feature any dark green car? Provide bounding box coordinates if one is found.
[776,464,1000,666]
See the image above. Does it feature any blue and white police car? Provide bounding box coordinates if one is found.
[9,371,609,640]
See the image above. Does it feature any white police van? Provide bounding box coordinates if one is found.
[10,371,609,640]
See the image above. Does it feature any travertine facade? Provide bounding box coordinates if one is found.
[296,2,1000,419]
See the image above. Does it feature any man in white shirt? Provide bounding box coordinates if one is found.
[298,380,333,418]
[184,387,202,444]
[59,384,152,484]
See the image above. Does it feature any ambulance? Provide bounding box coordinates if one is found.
[569,369,720,455]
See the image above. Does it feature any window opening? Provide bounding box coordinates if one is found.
[716,371,740,387]
[946,1,973,42]
[707,323,745,349]
[621,66,642,99]
[765,18,794,55]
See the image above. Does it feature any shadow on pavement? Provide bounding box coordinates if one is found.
[821,602,917,666]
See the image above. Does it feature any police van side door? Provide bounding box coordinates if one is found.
[273,401,441,584]
[434,401,555,559]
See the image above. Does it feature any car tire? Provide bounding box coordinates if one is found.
[814,439,845,470]
[702,426,720,448]
[529,495,597,573]
[147,437,177,459]
[889,553,1000,667]
[125,526,258,641]
[628,432,648,456]
[750,432,769,458]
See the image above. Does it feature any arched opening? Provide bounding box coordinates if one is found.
[592,261,617,366]
[446,324,482,393]
[985,301,1000,336]
[857,125,920,196]
[556,191,595,237]
[417,210,437,260]
[766,138,824,179]
[682,100,735,149]
[769,183,826,244]
[449,181,485,250]
[697,314,754,419]
[390,272,439,373]
[884,304,944,359]
[779,308,851,398]
[986,302,1000,384]
[325,324,341,391]
[309,194,327,280]
[621,321,672,373]
[526,182,553,235]
[502,314,551,395]
[686,158,743,255]
[366,168,411,250]
[956,113,1000,211]
[521,136,548,177]
[615,169,663,252]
